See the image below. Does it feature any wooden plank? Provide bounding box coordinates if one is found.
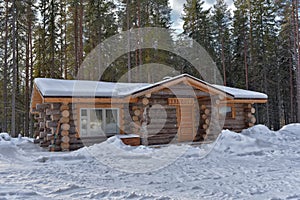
[185,78,231,98]
[120,137,140,146]
[221,99,267,104]
[30,85,44,112]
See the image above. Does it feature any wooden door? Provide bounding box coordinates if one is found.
[168,98,196,142]
[177,104,196,142]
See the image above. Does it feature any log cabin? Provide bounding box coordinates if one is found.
[30,74,267,151]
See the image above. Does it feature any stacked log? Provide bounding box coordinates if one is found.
[131,106,142,135]
[70,104,82,143]
[34,103,51,146]
[245,104,256,127]
[33,102,83,151]
[33,114,40,138]
[42,103,61,151]
[59,103,70,151]
[195,104,211,141]
[199,100,221,141]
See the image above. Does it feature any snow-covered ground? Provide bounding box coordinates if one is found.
[0,124,300,200]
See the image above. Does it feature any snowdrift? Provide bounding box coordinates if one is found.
[210,124,300,157]
[1,124,299,163]
[71,123,300,159]
[0,124,300,199]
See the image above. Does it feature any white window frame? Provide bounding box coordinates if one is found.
[80,108,120,137]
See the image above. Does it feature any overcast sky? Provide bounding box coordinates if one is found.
[169,0,235,34]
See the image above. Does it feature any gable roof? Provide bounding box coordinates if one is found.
[31,74,267,110]
[128,74,267,100]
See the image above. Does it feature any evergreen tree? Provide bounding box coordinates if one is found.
[0,0,10,132]
[115,0,173,83]
[211,0,232,86]
[33,0,61,78]
[182,0,213,55]
[11,0,17,137]
[231,0,249,88]
[24,0,36,136]
[247,0,280,127]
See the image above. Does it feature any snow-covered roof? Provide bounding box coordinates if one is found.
[212,85,268,99]
[34,78,150,97]
[33,74,267,100]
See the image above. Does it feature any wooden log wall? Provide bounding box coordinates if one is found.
[147,103,178,145]
[198,100,221,141]
[123,94,178,145]
[222,104,246,132]
[33,102,83,151]
[33,103,51,147]
[196,101,257,141]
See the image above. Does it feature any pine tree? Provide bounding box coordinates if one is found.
[247,0,280,127]
[117,0,173,83]
[211,0,232,86]
[231,0,249,88]
[11,0,17,137]
[24,0,36,136]
[182,0,213,54]
[33,0,61,79]
[292,0,300,122]
[0,0,10,132]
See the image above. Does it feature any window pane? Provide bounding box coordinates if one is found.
[89,109,104,135]
[219,106,232,118]
[80,118,87,136]
[80,109,88,136]
[81,109,87,116]
[105,109,118,135]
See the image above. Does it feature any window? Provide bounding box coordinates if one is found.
[80,108,119,137]
[219,105,235,118]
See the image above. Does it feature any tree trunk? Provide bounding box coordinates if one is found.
[74,2,79,77]
[127,0,131,83]
[29,3,34,137]
[244,31,249,90]
[11,0,17,137]
[221,37,226,86]
[295,0,300,122]
[3,0,9,133]
[25,1,31,137]
[79,0,84,68]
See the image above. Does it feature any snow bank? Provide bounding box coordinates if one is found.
[73,136,193,173]
[73,135,156,158]
[212,129,267,156]
[278,123,300,140]
[71,124,300,172]
[211,124,300,157]
[0,133,37,163]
